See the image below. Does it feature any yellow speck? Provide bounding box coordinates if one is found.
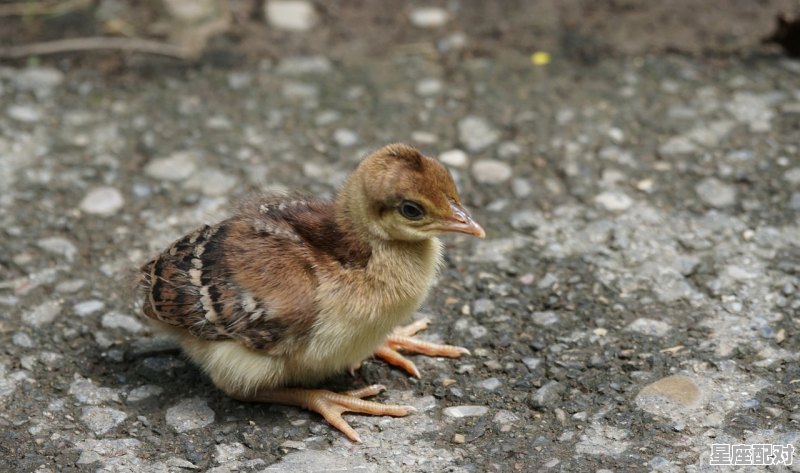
[453,433,466,444]
[531,51,551,66]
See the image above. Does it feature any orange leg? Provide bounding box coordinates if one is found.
[235,384,414,443]
[374,317,470,378]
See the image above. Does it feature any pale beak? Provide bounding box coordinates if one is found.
[432,203,486,239]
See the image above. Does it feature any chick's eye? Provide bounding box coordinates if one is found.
[399,200,425,220]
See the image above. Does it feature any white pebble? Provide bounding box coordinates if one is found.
[594,191,633,212]
[443,405,489,418]
[14,67,64,94]
[24,300,61,327]
[695,177,736,208]
[101,312,144,333]
[215,442,246,463]
[522,357,541,370]
[472,159,512,184]
[479,378,503,391]
[37,237,77,262]
[12,332,34,348]
[80,187,124,216]
[127,385,164,402]
[7,104,42,123]
[409,7,449,28]
[626,318,672,337]
[439,149,469,168]
[415,78,443,96]
[333,128,359,147]
[184,169,237,196]
[74,300,105,317]
[459,116,499,152]
[145,151,197,181]
[81,407,127,434]
[265,0,317,31]
[166,398,215,432]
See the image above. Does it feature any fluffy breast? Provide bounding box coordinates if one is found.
[297,238,444,380]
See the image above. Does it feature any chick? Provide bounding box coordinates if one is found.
[139,143,485,442]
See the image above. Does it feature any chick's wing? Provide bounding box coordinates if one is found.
[139,197,350,353]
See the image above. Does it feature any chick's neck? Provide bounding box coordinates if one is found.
[334,178,433,265]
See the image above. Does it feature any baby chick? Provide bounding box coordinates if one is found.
[139,143,485,442]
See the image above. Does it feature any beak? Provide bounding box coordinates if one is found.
[432,203,486,239]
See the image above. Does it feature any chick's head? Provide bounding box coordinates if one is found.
[344,143,485,242]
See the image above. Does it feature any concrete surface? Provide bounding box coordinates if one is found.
[1,3,800,472]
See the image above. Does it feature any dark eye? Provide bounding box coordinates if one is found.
[399,200,425,220]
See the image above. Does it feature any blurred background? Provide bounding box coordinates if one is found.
[0,0,798,67]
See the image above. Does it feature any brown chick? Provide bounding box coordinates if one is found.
[138,143,485,442]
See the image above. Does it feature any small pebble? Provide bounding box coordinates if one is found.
[479,378,502,391]
[416,78,443,96]
[439,149,469,168]
[443,405,489,418]
[37,237,77,262]
[276,55,332,75]
[281,440,306,450]
[56,280,86,293]
[409,7,449,28]
[522,357,541,370]
[145,151,197,181]
[695,177,736,208]
[214,442,246,463]
[472,298,494,315]
[456,364,475,374]
[265,0,317,31]
[594,191,633,212]
[127,385,164,402]
[79,187,124,216]
[468,326,488,338]
[459,116,499,152]
[166,398,215,432]
[411,131,437,144]
[510,210,538,229]
[81,407,127,435]
[783,167,800,185]
[74,300,105,317]
[626,318,672,337]
[7,104,42,123]
[636,178,654,192]
[452,433,465,444]
[101,312,144,333]
[332,128,359,147]
[636,375,702,412]
[184,169,237,197]
[529,381,565,408]
[69,377,120,405]
[471,160,512,184]
[14,67,63,94]
[12,332,34,348]
[23,300,61,327]
[511,178,532,198]
[531,311,560,326]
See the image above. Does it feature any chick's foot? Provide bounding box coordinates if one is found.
[236,384,414,443]
[375,317,470,378]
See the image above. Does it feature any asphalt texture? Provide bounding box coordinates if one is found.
[1,5,800,473]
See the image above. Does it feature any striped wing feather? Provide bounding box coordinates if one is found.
[139,196,354,353]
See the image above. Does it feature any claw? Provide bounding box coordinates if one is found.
[373,319,470,378]
[236,384,413,443]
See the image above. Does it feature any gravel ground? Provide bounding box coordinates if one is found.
[1,3,800,473]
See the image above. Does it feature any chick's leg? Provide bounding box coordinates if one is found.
[375,317,470,378]
[236,384,414,443]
